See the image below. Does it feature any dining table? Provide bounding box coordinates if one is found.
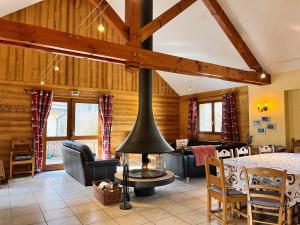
[223,153,300,225]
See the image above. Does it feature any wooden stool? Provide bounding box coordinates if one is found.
[0,160,5,189]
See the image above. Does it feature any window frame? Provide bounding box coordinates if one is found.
[198,100,222,135]
[46,98,72,142]
[71,99,99,141]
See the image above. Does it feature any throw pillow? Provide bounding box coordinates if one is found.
[176,139,189,150]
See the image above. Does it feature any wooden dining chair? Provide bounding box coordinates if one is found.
[10,139,35,179]
[215,149,234,160]
[235,146,251,157]
[259,145,275,154]
[243,167,287,225]
[205,156,247,225]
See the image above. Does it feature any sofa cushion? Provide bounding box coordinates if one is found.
[63,141,94,162]
[176,139,189,150]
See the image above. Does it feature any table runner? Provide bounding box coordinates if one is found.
[224,153,300,207]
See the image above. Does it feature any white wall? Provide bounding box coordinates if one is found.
[248,70,300,148]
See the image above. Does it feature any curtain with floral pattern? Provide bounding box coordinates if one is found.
[187,98,198,139]
[99,94,113,159]
[31,89,53,171]
[221,94,239,141]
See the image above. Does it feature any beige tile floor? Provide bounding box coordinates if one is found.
[0,170,237,225]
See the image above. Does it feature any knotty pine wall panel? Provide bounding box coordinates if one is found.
[0,0,179,175]
[0,82,179,175]
[179,86,249,143]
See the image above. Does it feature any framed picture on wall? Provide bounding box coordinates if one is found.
[253,120,261,127]
[257,127,266,134]
[261,116,270,122]
[267,123,276,131]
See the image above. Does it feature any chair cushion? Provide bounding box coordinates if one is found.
[250,190,282,208]
[250,198,282,208]
[209,185,245,196]
[14,156,32,161]
[63,141,94,162]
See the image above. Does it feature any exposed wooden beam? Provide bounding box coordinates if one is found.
[75,0,80,8]
[202,0,263,72]
[124,0,141,72]
[125,0,141,46]
[140,0,197,42]
[88,0,129,41]
[0,19,270,85]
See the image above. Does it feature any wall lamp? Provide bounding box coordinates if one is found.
[257,102,269,112]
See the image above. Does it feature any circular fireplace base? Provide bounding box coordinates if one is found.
[114,170,175,197]
[129,169,166,179]
[134,187,155,196]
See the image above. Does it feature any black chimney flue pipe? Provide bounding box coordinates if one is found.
[116,0,174,154]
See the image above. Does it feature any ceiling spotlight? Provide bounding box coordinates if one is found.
[98,24,105,32]
[260,72,266,79]
[41,81,45,85]
[54,66,59,71]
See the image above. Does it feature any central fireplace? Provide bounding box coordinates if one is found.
[115,0,174,196]
[128,153,166,179]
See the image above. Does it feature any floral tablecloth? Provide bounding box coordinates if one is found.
[224,153,300,208]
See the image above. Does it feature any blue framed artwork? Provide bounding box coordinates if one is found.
[257,127,266,134]
[267,123,276,131]
[253,120,261,127]
[261,116,270,122]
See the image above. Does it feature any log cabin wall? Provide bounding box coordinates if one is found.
[0,0,179,175]
[179,86,249,142]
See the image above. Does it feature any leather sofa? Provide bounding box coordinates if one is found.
[166,140,246,181]
[62,141,119,186]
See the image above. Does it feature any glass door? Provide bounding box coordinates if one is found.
[44,99,99,171]
[44,99,70,170]
[72,100,99,157]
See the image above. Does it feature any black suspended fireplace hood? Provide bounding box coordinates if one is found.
[116,0,173,155]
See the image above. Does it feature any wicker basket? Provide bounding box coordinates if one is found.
[92,180,122,206]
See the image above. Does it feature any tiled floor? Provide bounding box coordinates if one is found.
[0,171,228,225]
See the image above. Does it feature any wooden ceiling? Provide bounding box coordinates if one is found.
[0,0,271,85]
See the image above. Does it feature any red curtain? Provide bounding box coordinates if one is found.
[187,98,198,139]
[99,94,113,159]
[221,94,239,141]
[31,89,53,172]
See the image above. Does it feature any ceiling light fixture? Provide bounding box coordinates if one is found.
[260,72,266,79]
[54,66,59,71]
[41,81,45,85]
[98,24,105,32]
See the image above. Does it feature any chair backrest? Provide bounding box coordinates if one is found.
[11,139,32,153]
[243,167,287,208]
[215,149,234,160]
[258,145,275,154]
[291,138,300,153]
[204,156,226,193]
[235,146,251,157]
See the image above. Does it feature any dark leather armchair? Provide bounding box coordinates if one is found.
[62,141,119,186]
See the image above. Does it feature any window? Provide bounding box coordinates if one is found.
[74,102,99,155]
[47,102,68,137]
[45,99,99,167]
[199,101,222,134]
